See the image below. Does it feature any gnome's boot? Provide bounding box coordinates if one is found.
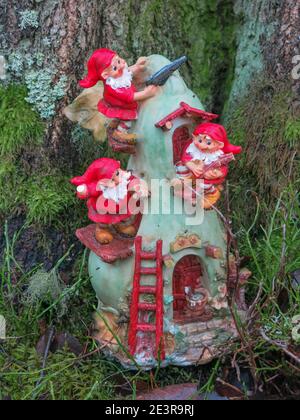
[113,130,137,145]
[95,225,114,245]
[114,223,137,238]
[203,186,221,210]
[113,121,137,145]
[108,119,120,129]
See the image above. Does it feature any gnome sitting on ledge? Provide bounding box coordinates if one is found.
[71,158,148,245]
[79,49,159,144]
[181,123,242,209]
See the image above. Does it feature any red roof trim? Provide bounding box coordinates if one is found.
[155,102,219,129]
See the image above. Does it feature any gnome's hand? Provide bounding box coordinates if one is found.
[205,169,223,180]
[186,162,203,178]
[131,180,149,199]
[139,184,150,198]
[131,57,148,75]
[76,184,88,198]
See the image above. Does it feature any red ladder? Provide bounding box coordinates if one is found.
[128,236,165,360]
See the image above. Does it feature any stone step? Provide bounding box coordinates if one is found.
[179,319,234,337]
[185,331,216,346]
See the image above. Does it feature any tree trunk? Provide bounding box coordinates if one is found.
[228,0,300,110]
[266,0,300,102]
[225,1,300,225]
[1,0,103,165]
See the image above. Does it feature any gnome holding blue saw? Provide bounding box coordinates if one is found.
[78,50,187,144]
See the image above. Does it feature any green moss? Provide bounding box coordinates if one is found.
[0,249,115,400]
[0,85,79,227]
[0,159,23,216]
[0,347,115,400]
[71,126,129,173]
[0,84,45,219]
[284,118,300,148]
[24,174,76,226]
[0,84,44,156]
[0,168,76,227]
[126,0,237,111]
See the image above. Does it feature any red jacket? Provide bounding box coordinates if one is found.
[98,83,138,120]
[182,141,228,185]
[86,175,140,224]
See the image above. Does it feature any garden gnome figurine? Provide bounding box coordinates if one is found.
[181,123,242,208]
[79,49,159,144]
[71,158,148,244]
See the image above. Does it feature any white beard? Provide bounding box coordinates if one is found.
[100,172,131,203]
[106,66,133,90]
[186,143,223,164]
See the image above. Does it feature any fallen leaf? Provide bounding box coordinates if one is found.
[36,330,83,357]
[137,383,198,400]
[215,378,244,399]
[36,328,55,357]
[113,374,149,397]
[136,383,230,400]
[52,332,83,356]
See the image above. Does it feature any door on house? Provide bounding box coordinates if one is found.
[172,125,191,165]
[173,255,204,322]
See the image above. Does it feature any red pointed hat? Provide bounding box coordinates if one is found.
[193,122,242,154]
[71,158,120,186]
[79,49,116,88]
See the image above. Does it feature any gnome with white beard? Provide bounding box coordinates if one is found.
[71,158,148,245]
[79,49,159,143]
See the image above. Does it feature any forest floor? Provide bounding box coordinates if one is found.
[0,188,299,400]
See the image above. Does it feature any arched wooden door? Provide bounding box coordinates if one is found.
[172,126,191,164]
[173,255,203,322]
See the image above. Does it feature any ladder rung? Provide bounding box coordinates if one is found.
[140,251,156,260]
[138,302,157,311]
[140,267,157,275]
[137,324,156,332]
[140,286,156,294]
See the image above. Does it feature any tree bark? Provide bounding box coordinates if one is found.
[265,0,300,103]
[228,0,300,111]
[1,0,102,165]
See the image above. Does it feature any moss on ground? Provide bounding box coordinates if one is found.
[0,248,213,400]
[1,192,299,400]
[0,250,115,400]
